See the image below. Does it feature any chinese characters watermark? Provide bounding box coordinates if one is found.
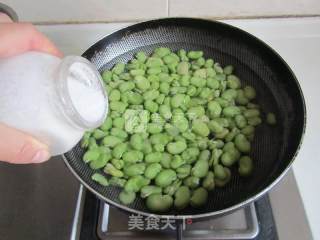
[128,214,193,230]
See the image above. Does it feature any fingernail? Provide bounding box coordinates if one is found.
[31,149,50,163]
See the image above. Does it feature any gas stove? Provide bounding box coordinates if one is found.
[72,186,277,240]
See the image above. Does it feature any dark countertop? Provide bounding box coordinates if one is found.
[0,156,80,240]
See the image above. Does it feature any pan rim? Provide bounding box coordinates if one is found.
[63,17,307,219]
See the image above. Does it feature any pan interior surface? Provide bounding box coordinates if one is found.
[64,18,305,218]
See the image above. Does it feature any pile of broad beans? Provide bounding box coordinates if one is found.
[81,47,276,212]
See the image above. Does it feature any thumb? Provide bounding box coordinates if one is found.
[0,123,50,164]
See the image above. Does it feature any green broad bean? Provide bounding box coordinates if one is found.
[223,106,241,117]
[192,120,210,137]
[194,69,207,79]
[247,103,260,109]
[196,57,205,67]
[174,186,191,210]
[142,140,153,154]
[221,89,238,101]
[109,89,121,101]
[244,109,260,118]
[190,187,208,208]
[135,75,150,91]
[266,112,277,125]
[124,163,146,177]
[187,85,197,96]
[102,70,112,82]
[177,62,190,75]
[150,133,170,145]
[82,149,101,163]
[154,47,171,57]
[155,169,177,187]
[187,106,205,120]
[143,89,160,101]
[223,65,234,75]
[225,127,240,142]
[129,134,144,150]
[125,176,150,192]
[109,177,126,187]
[183,176,200,189]
[215,97,231,108]
[199,87,212,100]
[215,128,229,139]
[238,156,253,176]
[147,67,162,75]
[208,120,224,133]
[190,76,206,88]
[210,148,223,166]
[110,101,128,113]
[227,75,241,89]
[111,158,124,170]
[129,69,145,76]
[215,167,231,187]
[164,179,182,196]
[243,86,256,100]
[127,91,143,104]
[146,57,164,68]
[208,139,224,149]
[247,117,262,126]
[205,59,214,68]
[144,100,158,113]
[146,194,173,212]
[88,138,98,150]
[182,147,200,164]
[236,89,249,105]
[206,67,217,78]
[235,115,247,129]
[122,150,144,163]
[202,171,215,191]
[192,158,209,178]
[167,141,187,154]
[214,164,228,180]
[92,129,106,140]
[208,101,222,118]
[206,77,219,89]
[214,63,224,74]
[91,173,109,186]
[136,51,147,63]
[156,94,165,104]
[145,163,162,179]
[159,105,172,120]
[170,94,185,108]
[113,117,125,129]
[164,123,180,137]
[110,128,128,139]
[150,81,160,90]
[112,143,128,159]
[140,185,162,198]
[187,51,203,59]
[170,155,186,169]
[102,136,123,148]
[145,152,162,163]
[179,75,190,87]
[234,134,251,153]
[104,163,124,177]
[172,115,189,132]
[241,125,255,136]
[159,82,170,95]
[119,82,135,92]
[153,144,165,152]
[147,123,163,134]
[176,164,191,179]
[119,190,136,205]
[160,153,172,169]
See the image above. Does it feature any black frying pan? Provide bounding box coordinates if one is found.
[63,18,306,222]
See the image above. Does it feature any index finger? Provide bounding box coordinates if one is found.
[0,22,63,58]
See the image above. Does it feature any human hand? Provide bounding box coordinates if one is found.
[0,13,63,164]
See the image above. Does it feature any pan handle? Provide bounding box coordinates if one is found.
[176,219,183,240]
